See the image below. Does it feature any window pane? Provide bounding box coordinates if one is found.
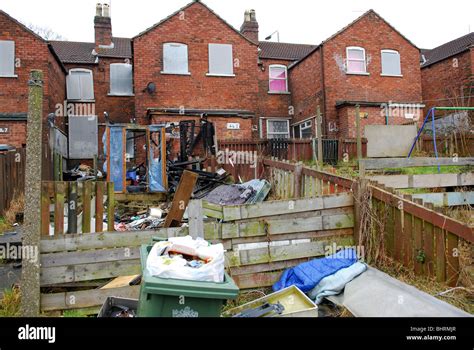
[348,48,364,60]
[293,125,300,138]
[347,60,365,73]
[269,79,287,92]
[110,64,133,95]
[163,43,188,74]
[382,51,401,75]
[268,120,289,133]
[0,41,15,76]
[209,44,233,75]
[79,71,94,100]
[269,66,286,79]
[66,73,81,100]
[301,127,312,139]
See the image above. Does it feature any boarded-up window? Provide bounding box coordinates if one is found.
[110,63,133,95]
[381,50,401,76]
[67,69,94,100]
[208,44,233,75]
[0,41,15,76]
[163,43,189,74]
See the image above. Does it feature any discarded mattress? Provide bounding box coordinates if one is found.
[204,179,270,206]
[273,249,358,293]
[327,267,472,317]
[308,262,367,304]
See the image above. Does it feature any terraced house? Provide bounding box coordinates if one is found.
[1,0,430,153]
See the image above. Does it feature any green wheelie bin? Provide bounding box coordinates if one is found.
[137,243,239,317]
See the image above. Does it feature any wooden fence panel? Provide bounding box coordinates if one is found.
[0,148,26,214]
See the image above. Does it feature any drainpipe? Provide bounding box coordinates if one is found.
[320,43,327,137]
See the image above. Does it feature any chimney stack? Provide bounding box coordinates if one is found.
[240,9,259,43]
[94,3,113,49]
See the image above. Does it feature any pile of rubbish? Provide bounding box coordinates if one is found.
[168,159,229,198]
[115,206,168,232]
[63,164,103,181]
[146,236,225,283]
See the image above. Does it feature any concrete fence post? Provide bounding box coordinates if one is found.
[20,70,44,316]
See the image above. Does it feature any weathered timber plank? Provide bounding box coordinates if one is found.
[41,285,140,311]
[222,193,353,221]
[435,227,446,282]
[446,233,460,287]
[361,157,474,170]
[40,259,141,285]
[368,173,474,189]
[232,271,283,289]
[411,192,474,207]
[40,227,188,253]
[41,247,140,268]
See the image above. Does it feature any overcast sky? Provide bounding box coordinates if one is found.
[1,0,473,49]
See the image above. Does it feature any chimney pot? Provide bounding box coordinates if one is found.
[96,3,103,17]
[240,9,259,43]
[103,4,110,18]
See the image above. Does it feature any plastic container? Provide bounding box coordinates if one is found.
[137,244,239,317]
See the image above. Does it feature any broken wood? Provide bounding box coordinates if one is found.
[163,170,199,228]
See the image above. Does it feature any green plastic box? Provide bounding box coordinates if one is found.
[137,244,239,317]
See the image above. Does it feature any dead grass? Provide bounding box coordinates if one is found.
[3,194,24,226]
[222,288,271,313]
[0,286,21,317]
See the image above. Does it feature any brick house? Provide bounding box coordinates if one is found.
[421,32,474,113]
[133,0,259,144]
[0,9,66,148]
[289,10,424,139]
[50,4,135,161]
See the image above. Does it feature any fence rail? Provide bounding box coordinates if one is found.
[363,182,473,286]
[0,148,25,214]
[41,181,115,236]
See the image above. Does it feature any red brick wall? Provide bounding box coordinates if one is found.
[337,105,418,138]
[421,50,473,113]
[258,58,292,119]
[133,2,259,139]
[0,121,26,148]
[0,11,67,147]
[289,49,323,126]
[323,12,423,138]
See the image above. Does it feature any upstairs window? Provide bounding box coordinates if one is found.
[208,44,234,76]
[66,69,94,101]
[346,47,367,74]
[381,49,401,76]
[110,63,133,95]
[0,40,15,77]
[269,65,288,93]
[163,43,189,74]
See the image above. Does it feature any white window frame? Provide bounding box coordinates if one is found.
[66,68,95,101]
[162,43,190,75]
[109,63,134,96]
[268,64,289,93]
[266,119,290,139]
[0,40,17,78]
[207,43,235,77]
[346,46,368,75]
[381,49,402,77]
[300,120,312,138]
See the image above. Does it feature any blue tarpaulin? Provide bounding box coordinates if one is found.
[273,249,358,293]
[109,126,125,192]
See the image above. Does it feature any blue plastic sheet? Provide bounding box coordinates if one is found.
[109,126,125,192]
[148,126,166,193]
[272,248,358,293]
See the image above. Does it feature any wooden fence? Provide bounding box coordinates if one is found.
[39,193,354,313]
[365,183,473,286]
[420,133,473,157]
[41,181,115,236]
[0,148,25,214]
[262,158,355,199]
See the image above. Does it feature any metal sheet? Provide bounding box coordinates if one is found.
[68,116,98,159]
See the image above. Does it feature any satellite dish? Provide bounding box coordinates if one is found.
[146,82,156,94]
